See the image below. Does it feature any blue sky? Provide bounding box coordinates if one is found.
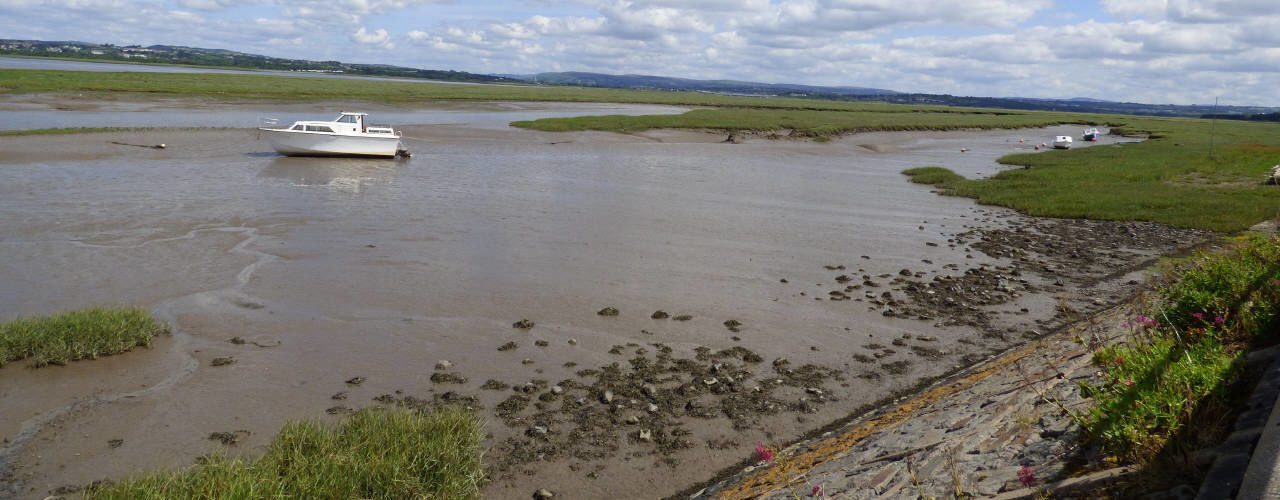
[2,0,1279,106]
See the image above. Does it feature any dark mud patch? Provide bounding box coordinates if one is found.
[485,343,845,483]
[207,430,250,446]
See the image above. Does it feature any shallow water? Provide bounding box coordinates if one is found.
[0,97,686,130]
[0,105,1125,498]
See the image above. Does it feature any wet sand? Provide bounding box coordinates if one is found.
[0,104,1205,499]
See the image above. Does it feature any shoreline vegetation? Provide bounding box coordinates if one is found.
[1078,235,1280,491]
[0,306,168,368]
[84,407,486,499]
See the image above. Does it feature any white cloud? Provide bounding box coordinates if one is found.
[2,0,1280,105]
[352,27,394,49]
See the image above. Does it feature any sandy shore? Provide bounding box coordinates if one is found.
[0,110,1210,499]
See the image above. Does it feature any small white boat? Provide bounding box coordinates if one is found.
[1052,135,1073,149]
[1082,128,1101,142]
[258,112,409,158]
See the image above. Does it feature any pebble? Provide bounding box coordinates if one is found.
[551,385,564,395]
[601,390,614,404]
[597,306,620,316]
[211,357,235,367]
[638,429,653,442]
[435,360,453,370]
[345,376,365,385]
[568,339,578,345]
[533,488,555,499]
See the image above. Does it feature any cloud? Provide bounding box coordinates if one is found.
[352,27,394,49]
[2,0,1280,105]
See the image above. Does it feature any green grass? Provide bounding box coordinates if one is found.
[511,107,1095,136]
[0,306,168,368]
[1079,235,1280,462]
[85,406,486,499]
[0,68,944,111]
[903,118,1280,232]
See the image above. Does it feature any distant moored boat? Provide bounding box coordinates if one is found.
[1082,128,1101,142]
[1052,135,1073,149]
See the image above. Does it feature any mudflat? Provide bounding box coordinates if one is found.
[0,102,1207,499]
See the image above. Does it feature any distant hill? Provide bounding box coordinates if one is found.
[511,71,1276,118]
[515,71,898,97]
[0,39,512,83]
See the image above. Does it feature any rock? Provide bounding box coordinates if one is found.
[498,341,519,351]
[526,426,548,438]
[211,356,235,367]
[651,310,670,319]
[228,336,246,345]
[345,376,365,385]
[533,488,555,499]
[568,338,578,345]
[638,429,653,442]
[435,360,453,370]
[805,387,824,396]
[551,385,564,395]
[597,306,620,316]
[723,319,742,330]
[647,403,659,413]
[642,384,658,399]
[601,390,614,404]
[512,319,535,329]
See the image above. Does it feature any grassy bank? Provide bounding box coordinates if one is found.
[85,407,486,499]
[0,306,168,368]
[1079,235,1280,463]
[903,118,1280,232]
[510,107,1100,136]
[0,68,934,111]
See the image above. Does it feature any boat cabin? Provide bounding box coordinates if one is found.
[284,112,396,136]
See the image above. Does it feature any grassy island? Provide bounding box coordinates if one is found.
[0,306,168,368]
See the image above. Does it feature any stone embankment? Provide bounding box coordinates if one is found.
[692,303,1162,499]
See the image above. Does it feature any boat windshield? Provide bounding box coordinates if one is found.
[336,115,358,124]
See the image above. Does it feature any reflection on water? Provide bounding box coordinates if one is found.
[258,156,404,194]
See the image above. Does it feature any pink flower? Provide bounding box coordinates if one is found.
[1215,316,1225,326]
[811,483,824,497]
[755,443,775,463]
[1192,312,1205,321]
[1018,465,1037,487]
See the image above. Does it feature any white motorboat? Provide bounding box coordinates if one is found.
[1082,128,1101,142]
[258,112,409,158]
[1052,135,1073,149]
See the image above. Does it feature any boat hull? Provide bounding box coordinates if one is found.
[260,129,402,158]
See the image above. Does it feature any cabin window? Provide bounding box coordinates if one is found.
[336,115,358,123]
[305,125,334,133]
[291,124,303,131]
